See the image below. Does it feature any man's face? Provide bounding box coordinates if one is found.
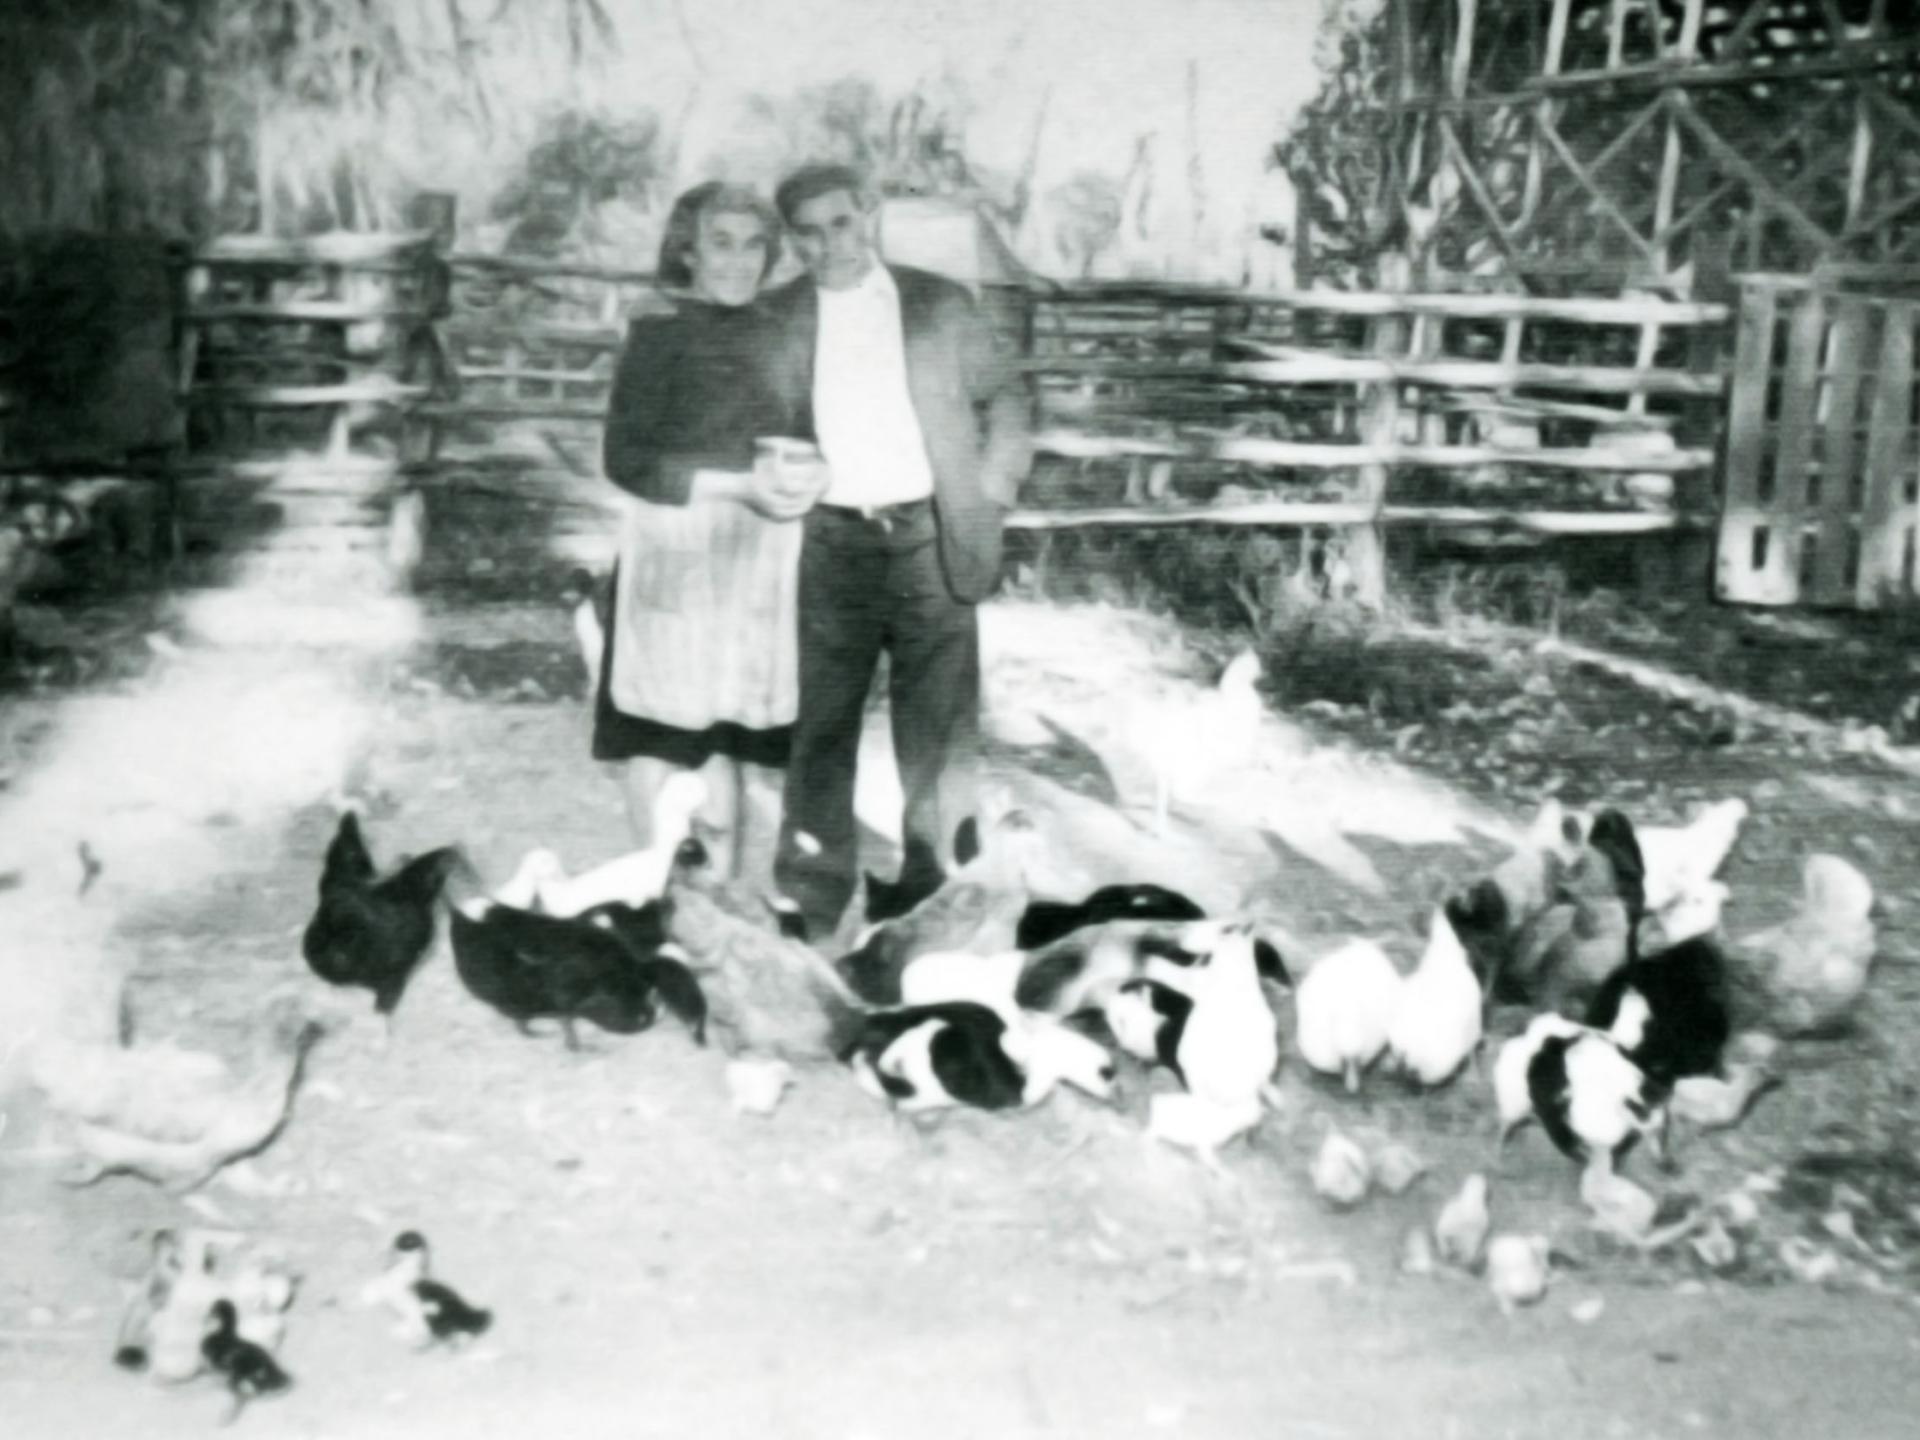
[787,188,876,291]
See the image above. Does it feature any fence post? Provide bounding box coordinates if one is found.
[1349,254,1409,608]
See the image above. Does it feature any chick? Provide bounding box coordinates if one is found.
[1385,909,1482,1087]
[1310,1128,1372,1209]
[361,1231,492,1349]
[31,996,326,1194]
[1580,1164,1660,1241]
[201,1299,292,1424]
[1638,798,1748,917]
[1486,1234,1551,1313]
[1729,853,1876,1036]
[1293,938,1404,1093]
[1434,1174,1491,1271]
[1669,1032,1781,1129]
[1371,1140,1428,1196]
[725,1058,795,1117]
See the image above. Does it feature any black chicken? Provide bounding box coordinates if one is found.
[301,812,464,1037]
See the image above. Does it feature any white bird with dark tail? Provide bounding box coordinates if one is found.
[1386,909,1483,1087]
[1294,937,1404,1093]
[1143,923,1282,1162]
[1504,1021,1664,1181]
[519,770,709,916]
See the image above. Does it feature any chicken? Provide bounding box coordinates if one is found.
[301,811,464,1033]
[1101,977,1192,1081]
[1015,918,1285,1019]
[1015,882,1205,952]
[1155,924,1281,1111]
[448,883,705,1050]
[1492,1012,1587,1148]
[899,948,1026,1009]
[838,810,1047,1005]
[1586,935,1732,1086]
[1444,799,1585,987]
[1293,937,1404,1093]
[1729,853,1876,1036]
[1485,1234,1551,1313]
[842,1001,1117,1113]
[1636,878,1729,953]
[1386,909,1482,1086]
[1521,1028,1663,1181]
[1127,646,1263,833]
[1506,824,1641,1011]
[524,770,710,916]
[664,840,866,1061]
[1434,1173,1491,1270]
[1637,798,1748,918]
[30,995,326,1193]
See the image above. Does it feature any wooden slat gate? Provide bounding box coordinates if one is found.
[1718,277,1920,608]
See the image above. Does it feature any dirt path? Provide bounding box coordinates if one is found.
[4,582,1920,1438]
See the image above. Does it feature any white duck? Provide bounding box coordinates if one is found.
[525,770,709,916]
[1385,909,1482,1086]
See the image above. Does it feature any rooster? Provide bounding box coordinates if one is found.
[663,841,866,1061]
[30,995,326,1193]
[301,811,463,1037]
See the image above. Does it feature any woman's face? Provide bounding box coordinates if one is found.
[688,208,769,306]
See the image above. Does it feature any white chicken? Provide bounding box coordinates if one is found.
[525,770,709,916]
[1637,798,1748,917]
[1385,909,1483,1087]
[1293,937,1404,1093]
[1158,924,1279,1111]
[1729,853,1876,1036]
[1127,647,1263,834]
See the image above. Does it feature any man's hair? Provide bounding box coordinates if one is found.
[656,182,782,291]
[774,163,875,225]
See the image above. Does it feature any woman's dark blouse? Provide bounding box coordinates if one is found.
[601,298,795,505]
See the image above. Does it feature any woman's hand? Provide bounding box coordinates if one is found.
[745,450,830,521]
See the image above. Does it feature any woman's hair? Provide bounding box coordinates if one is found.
[656,182,782,291]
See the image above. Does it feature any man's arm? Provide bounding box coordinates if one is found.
[954,294,1032,508]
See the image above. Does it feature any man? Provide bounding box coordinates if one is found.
[764,163,1032,941]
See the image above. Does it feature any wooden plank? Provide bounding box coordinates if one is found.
[1535,113,1663,263]
[188,378,426,407]
[1351,253,1409,609]
[1045,283,1730,326]
[1857,301,1916,605]
[1809,298,1873,604]
[1766,292,1835,602]
[1003,503,1682,534]
[448,253,658,284]
[1667,91,1837,254]
[1211,350,1723,397]
[185,302,431,324]
[1032,429,1713,471]
[1715,282,1781,603]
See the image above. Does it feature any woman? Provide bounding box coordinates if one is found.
[598,181,824,881]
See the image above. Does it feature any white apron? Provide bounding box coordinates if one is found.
[608,496,802,732]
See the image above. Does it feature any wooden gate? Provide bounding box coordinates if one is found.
[1718,276,1920,609]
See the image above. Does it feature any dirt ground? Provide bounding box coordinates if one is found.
[4,511,1920,1438]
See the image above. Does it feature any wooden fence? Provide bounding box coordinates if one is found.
[3,228,1740,609]
[1717,274,1920,609]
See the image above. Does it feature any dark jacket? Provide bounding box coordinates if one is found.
[602,298,792,505]
[763,265,1032,603]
